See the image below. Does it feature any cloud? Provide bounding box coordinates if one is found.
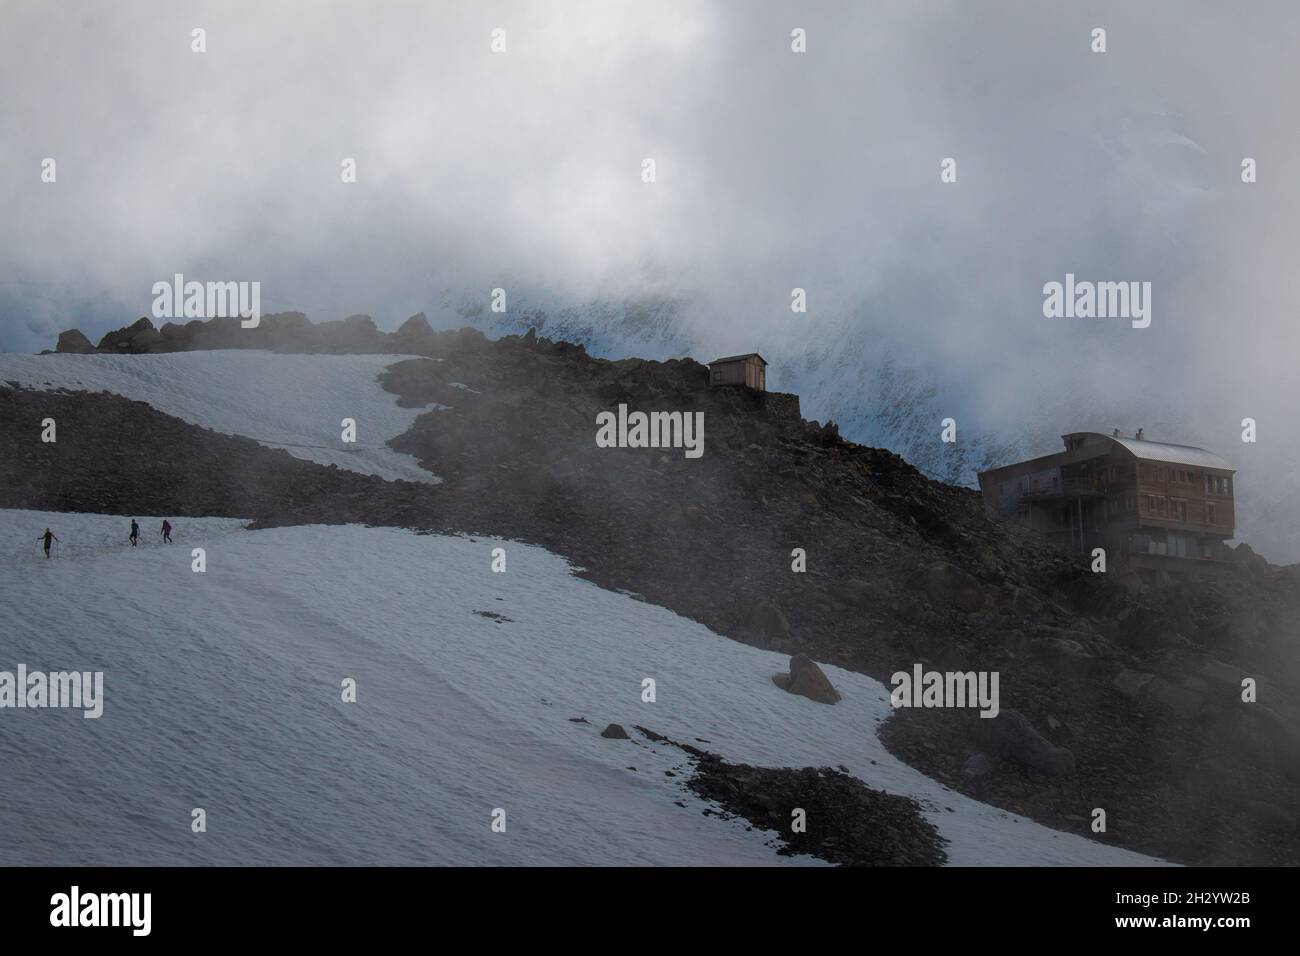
[2,0,1297,555]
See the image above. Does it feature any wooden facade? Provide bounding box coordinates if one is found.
[708,353,767,391]
[977,431,1236,580]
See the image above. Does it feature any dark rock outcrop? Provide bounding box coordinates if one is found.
[395,312,433,339]
[970,709,1075,777]
[687,755,947,866]
[56,329,95,353]
[97,317,162,353]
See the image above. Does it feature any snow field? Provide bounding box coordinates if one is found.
[0,351,442,483]
[0,509,1166,866]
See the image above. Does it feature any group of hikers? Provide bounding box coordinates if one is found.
[39,519,173,559]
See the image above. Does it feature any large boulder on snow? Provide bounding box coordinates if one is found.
[772,653,841,705]
[56,329,95,353]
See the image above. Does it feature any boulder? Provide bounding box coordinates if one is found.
[397,312,432,336]
[391,313,436,352]
[971,709,1075,776]
[392,312,433,346]
[772,653,841,705]
[97,316,159,353]
[600,723,630,739]
[55,329,95,353]
[961,753,992,779]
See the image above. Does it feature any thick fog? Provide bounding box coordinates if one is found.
[2,0,1297,557]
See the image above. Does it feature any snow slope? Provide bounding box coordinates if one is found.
[0,351,440,483]
[0,509,1165,866]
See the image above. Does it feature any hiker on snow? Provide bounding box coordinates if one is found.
[39,528,57,559]
[129,519,140,547]
[161,520,172,544]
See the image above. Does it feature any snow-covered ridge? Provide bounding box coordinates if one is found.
[0,351,440,483]
[0,509,1166,866]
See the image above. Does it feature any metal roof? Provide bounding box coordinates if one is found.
[708,353,767,366]
[980,432,1236,480]
[1074,432,1235,472]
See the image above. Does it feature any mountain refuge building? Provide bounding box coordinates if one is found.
[708,353,767,391]
[977,431,1236,582]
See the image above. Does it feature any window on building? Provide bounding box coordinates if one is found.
[1207,502,1216,525]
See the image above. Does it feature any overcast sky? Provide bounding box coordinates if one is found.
[2,0,1297,549]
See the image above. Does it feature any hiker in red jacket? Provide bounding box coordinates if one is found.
[161,520,172,544]
[39,528,57,559]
